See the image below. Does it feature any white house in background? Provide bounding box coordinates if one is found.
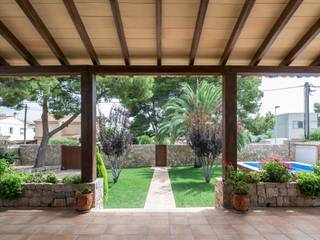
[34,115,81,142]
[0,116,35,142]
[275,113,317,140]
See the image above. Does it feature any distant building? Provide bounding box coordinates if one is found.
[0,116,35,142]
[34,115,81,142]
[275,113,317,139]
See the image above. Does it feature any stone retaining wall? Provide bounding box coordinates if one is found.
[20,144,62,166]
[122,144,155,168]
[0,178,104,209]
[215,177,320,208]
[167,145,195,166]
[18,142,294,168]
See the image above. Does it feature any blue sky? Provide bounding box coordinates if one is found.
[260,77,320,115]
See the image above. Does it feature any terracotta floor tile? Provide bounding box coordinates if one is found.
[190,224,215,235]
[148,224,170,235]
[232,224,261,236]
[79,224,107,235]
[100,235,125,240]
[169,216,188,225]
[0,208,319,240]
[170,224,192,235]
[254,224,281,234]
[0,234,26,240]
[263,234,290,240]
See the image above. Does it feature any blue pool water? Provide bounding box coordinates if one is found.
[239,161,313,173]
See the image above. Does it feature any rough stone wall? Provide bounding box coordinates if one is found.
[215,178,320,208]
[0,178,104,209]
[238,142,290,162]
[120,144,155,168]
[20,144,62,166]
[167,145,195,166]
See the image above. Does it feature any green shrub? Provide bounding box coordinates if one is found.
[49,137,79,146]
[46,172,59,184]
[0,151,18,164]
[261,159,291,183]
[313,164,320,175]
[138,135,155,144]
[0,160,11,175]
[96,148,108,203]
[26,172,46,183]
[80,187,92,194]
[62,174,81,184]
[297,172,320,197]
[244,171,261,183]
[17,172,33,183]
[233,180,249,194]
[0,173,23,199]
[225,168,249,194]
[308,129,320,141]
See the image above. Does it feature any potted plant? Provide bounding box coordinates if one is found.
[231,180,250,212]
[75,187,93,212]
[225,167,250,212]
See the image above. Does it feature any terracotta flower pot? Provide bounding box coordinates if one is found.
[232,192,250,212]
[76,192,93,212]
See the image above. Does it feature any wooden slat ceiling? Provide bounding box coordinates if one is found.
[0,0,319,66]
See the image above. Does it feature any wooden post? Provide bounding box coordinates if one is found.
[81,70,96,183]
[222,72,237,208]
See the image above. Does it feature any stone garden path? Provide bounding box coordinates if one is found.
[144,167,176,209]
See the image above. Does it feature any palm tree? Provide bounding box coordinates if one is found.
[159,81,250,158]
[159,81,222,144]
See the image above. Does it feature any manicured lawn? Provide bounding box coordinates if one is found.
[105,167,154,208]
[168,165,222,208]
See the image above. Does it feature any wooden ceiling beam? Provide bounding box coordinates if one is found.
[156,0,162,66]
[0,56,9,66]
[63,0,100,65]
[250,0,302,66]
[219,0,255,65]
[280,17,320,66]
[16,0,69,66]
[0,65,320,77]
[189,0,209,66]
[0,20,39,66]
[110,0,130,66]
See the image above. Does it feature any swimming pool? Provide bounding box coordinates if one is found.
[238,161,313,173]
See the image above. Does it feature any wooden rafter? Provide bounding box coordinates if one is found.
[189,0,209,66]
[110,0,130,66]
[156,0,162,66]
[250,0,302,66]
[219,0,255,65]
[0,20,38,66]
[0,56,9,66]
[16,0,69,65]
[311,55,320,66]
[280,17,320,66]
[63,0,100,65]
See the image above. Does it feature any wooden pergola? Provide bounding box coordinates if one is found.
[0,0,319,186]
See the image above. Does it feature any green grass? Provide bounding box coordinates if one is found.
[105,167,154,208]
[168,165,222,208]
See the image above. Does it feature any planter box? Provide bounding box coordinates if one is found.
[215,177,320,208]
[0,178,104,209]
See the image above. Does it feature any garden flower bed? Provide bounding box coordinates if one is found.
[215,179,320,208]
[215,156,320,209]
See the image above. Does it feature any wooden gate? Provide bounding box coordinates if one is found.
[156,144,167,166]
[61,146,81,170]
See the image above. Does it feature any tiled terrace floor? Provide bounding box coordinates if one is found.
[1,207,320,240]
